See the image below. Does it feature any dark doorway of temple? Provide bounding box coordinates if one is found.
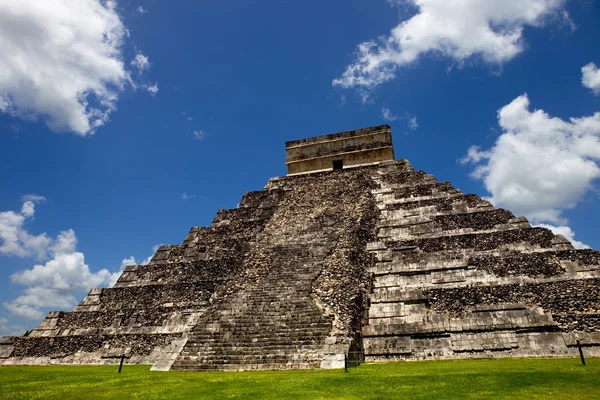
[333,159,343,170]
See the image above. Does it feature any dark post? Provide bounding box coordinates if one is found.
[118,353,125,373]
[344,354,348,373]
[577,340,586,366]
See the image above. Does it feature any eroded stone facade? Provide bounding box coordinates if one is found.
[364,160,600,361]
[1,125,599,370]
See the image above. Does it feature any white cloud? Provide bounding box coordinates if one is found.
[1,200,121,320]
[182,192,196,200]
[49,229,77,255]
[582,62,600,95]
[1,201,161,325]
[560,10,577,31]
[181,112,193,121]
[5,287,79,320]
[136,6,148,15]
[20,202,35,219]
[0,316,26,337]
[381,107,398,121]
[0,96,9,113]
[120,256,136,270]
[461,145,490,164]
[0,200,50,259]
[10,232,118,292]
[333,0,566,94]
[192,130,206,140]
[462,94,600,226]
[131,53,150,73]
[145,83,159,96]
[6,233,120,319]
[146,83,158,96]
[0,0,138,135]
[535,224,590,249]
[3,303,45,321]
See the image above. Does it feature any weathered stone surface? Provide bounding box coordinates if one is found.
[3,125,600,370]
[362,160,600,362]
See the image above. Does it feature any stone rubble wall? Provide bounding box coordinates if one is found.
[426,279,600,332]
[1,166,381,371]
[363,160,600,362]
[0,333,182,365]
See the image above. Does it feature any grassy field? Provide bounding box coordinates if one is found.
[0,358,598,400]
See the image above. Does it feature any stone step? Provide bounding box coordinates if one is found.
[382,193,486,214]
[186,340,324,354]
[186,333,329,342]
[380,208,512,229]
[176,355,322,364]
[385,227,569,254]
[387,182,459,201]
[171,361,321,371]
[362,317,558,337]
[368,248,599,278]
[189,325,331,333]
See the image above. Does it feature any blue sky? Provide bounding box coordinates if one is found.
[1,0,600,336]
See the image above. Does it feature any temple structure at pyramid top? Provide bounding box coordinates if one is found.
[285,125,395,175]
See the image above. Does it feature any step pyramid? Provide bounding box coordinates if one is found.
[1,125,599,370]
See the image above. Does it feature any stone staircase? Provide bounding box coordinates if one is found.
[171,244,333,371]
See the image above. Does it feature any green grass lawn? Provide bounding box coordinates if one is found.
[0,358,598,400]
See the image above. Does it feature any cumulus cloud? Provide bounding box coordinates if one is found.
[1,199,121,320]
[119,256,136,270]
[6,228,120,319]
[0,316,26,337]
[582,62,600,95]
[461,94,600,247]
[333,0,566,94]
[0,201,51,259]
[182,192,196,200]
[136,6,148,15]
[5,288,79,320]
[0,0,152,135]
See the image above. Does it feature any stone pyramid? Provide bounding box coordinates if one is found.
[1,125,599,371]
